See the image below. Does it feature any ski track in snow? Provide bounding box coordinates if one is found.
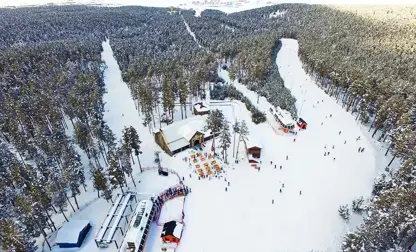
[181,15,203,48]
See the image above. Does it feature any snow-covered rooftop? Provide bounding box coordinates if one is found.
[273,106,295,127]
[193,102,210,113]
[245,130,262,149]
[158,115,211,152]
[55,220,90,245]
[161,221,183,239]
[124,200,153,248]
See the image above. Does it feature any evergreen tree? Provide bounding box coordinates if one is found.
[178,78,189,119]
[236,120,249,159]
[204,109,225,154]
[117,147,136,187]
[338,204,350,222]
[352,197,365,213]
[128,126,143,170]
[232,120,240,158]
[122,126,135,165]
[162,76,175,119]
[108,150,126,193]
[219,120,232,163]
[0,219,38,252]
[74,121,94,159]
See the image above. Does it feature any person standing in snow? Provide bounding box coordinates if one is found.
[358,147,361,152]
[361,147,365,152]
[333,157,336,161]
[299,190,302,195]
[344,140,347,144]
[339,131,341,135]
[280,189,282,193]
[293,138,296,142]
[270,161,273,165]
[272,199,274,204]
[321,122,323,125]
[275,165,276,169]
[280,165,282,170]
[225,187,227,192]
[282,183,285,188]
[332,145,335,149]
[228,182,230,186]
[286,155,289,160]
[324,152,327,156]
[356,136,361,141]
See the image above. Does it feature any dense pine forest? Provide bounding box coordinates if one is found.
[0,4,415,251]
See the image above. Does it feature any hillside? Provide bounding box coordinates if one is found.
[0,3,415,252]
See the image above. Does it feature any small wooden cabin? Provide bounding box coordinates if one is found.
[193,102,210,115]
[248,146,261,159]
[297,117,307,129]
[161,221,183,245]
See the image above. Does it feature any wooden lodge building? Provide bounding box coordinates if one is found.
[155,115,214,156]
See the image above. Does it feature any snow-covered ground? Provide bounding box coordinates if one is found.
[44,37,400,252]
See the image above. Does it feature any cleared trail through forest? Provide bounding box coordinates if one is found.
[181,15,203,48]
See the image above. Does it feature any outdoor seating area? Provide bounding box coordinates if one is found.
[188,149,223,178]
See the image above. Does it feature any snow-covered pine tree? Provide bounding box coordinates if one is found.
[338,204,350,221]
[236,120,249,159]
[0,219,38,252]
[352,196,365,213]
[162,76,175,120]
[128,126,143,169]
[117,146,136,187]
[219,120,231,163]
[107,150,126,193]
[122,126,135,165]
[178,77,189,119]
[204,109,225,154]
[74,121,93,159]
[232,120,240,158]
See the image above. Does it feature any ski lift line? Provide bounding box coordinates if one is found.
[106,193,133,243]
[96,193,124,241]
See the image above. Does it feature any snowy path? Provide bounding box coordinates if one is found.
[181,15,203,48]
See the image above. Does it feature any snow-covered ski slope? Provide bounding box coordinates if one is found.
[46,38,394,252]
[177,38,388,252]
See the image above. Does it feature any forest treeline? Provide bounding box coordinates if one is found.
[0,4,415,251]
